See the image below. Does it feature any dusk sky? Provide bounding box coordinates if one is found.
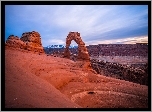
[5,5,148,47]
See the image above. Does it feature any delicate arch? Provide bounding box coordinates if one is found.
[64,32,90,61]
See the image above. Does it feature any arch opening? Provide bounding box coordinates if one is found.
[69,40,78,61]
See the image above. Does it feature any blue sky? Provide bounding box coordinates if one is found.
[5,5,148,47]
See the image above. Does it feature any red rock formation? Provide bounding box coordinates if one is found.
[20,31,44,53]
[64,32,90,61]
[64,32,92,70]
[5,35,26,49]
[5,31,44,54]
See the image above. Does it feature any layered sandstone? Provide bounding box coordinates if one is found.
[20,31,44,53]
[64,32,91,70]
[5,35,26,49]
[5,31,44,54]
[64,32,90,61]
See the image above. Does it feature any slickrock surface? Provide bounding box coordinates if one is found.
[5,48,81,108]
[5,47,148,108]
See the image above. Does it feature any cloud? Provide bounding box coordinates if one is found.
[122,36,148,44]
[42,39,65,46]
[5,5,148,47]
[85,35,148,45]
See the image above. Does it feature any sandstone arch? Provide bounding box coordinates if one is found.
[64,32,90,61]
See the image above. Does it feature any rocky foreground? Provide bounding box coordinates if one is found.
[5,47,148,108]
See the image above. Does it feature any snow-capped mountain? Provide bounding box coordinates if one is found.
[46,45,78,48]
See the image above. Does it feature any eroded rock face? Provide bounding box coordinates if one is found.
[5,31,44,54]
[64,32,92,70]
[20,31,44,53]
[64,32,90,61]
[5,35,26,49]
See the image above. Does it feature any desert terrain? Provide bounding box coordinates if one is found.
[5,47,148,108]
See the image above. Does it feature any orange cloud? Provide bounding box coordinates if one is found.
[86,35,148,45]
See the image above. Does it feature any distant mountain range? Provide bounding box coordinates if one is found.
[44,45,78,48]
